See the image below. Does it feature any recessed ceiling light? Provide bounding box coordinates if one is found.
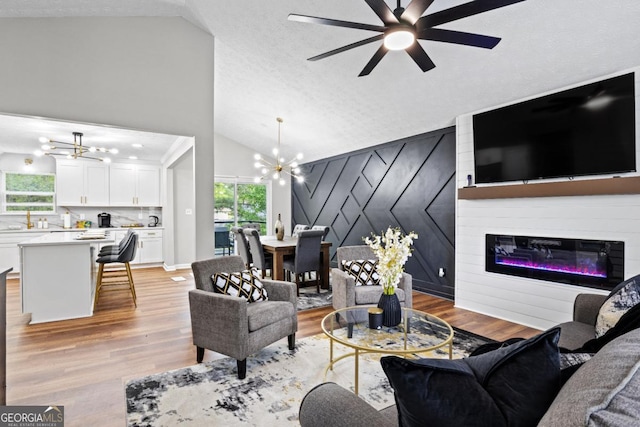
[132,143,143,148]
[129,155,138,160]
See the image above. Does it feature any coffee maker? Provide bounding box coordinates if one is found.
[98,212,112,228]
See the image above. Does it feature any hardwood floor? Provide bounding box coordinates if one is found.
[5,267,540,426]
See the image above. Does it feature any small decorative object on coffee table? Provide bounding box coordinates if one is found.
[368,307,383,329]
[365,226,418,327]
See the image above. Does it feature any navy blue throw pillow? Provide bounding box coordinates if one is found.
[381,328,561,427]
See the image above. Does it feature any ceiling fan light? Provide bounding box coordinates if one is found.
[384,27,416,50]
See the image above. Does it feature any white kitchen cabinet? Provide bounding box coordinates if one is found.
[0,232,48,274]
[137,229,163,263]
[109,163,160,206]
[56,159,110,206]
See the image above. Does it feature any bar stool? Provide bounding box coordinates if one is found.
[94,232,138,308]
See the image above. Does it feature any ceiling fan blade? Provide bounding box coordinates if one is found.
[309,35,384,61]
[416,0,526,31]
[288,13,386,32]
[418,28,501,49]
[405,42,436,72]
[364,0,399,25]
[359,45,389,77]
[401,0,436,24]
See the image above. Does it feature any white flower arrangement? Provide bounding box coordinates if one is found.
[364,226,418,295]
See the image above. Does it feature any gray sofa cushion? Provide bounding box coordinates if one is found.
[557,320,599,351]
[587,360,640,426]
[299,382,395,427]
[538,328,640,427]
[247,300,295,332]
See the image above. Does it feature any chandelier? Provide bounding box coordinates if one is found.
[253,118,304,185]
[35,132,118,162]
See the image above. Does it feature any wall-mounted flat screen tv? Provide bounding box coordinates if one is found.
[473,73,636,184]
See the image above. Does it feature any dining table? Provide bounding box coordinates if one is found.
[260,236,332,289]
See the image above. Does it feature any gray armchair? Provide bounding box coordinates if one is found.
[189,256,298,379]
[556,293,608,350]
[331,245,412,322]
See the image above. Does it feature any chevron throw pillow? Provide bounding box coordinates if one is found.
[211,269,269,303]
[342,259,380,286]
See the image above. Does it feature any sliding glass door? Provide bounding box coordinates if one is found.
[214,178,270,253]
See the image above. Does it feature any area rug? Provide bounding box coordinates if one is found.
[125,327,493,426]
[296,289,332,311]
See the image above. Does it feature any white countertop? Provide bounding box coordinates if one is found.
[18,232,115,247]
[0,226,163,234]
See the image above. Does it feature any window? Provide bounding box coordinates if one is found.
[2,172,56,213]
[214,179,269,235]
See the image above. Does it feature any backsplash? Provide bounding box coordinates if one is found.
[0,207,162,230]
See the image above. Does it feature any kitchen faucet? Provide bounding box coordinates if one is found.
[26,210,34,229]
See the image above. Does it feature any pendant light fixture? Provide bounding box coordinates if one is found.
[35,131,118,162]
[253,118,304,185]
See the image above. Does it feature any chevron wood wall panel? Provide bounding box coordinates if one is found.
[293,126,456,299]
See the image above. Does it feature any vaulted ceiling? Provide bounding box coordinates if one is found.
[1,0,639,163]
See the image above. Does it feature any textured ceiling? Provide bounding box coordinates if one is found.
[1,0,639,163]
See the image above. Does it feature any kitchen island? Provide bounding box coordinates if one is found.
[19,232,114,324]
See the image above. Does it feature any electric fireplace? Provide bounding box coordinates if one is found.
[486,234,624,291]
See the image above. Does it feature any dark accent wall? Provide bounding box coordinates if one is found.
[292,126,456,299]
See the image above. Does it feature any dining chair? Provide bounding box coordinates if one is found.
[214,226,233,256]
[311,225,330,241]
[292,224,310,237]
[94,232,139,308]
[231,226,252,269]
[243,228,274,278]
[283,229,325,295]
[243,223,262,231]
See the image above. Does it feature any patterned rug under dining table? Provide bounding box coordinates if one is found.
[259,236,332,289]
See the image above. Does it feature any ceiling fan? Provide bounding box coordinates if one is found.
[288,0,526,77]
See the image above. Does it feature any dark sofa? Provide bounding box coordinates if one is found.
[299,328,640,426]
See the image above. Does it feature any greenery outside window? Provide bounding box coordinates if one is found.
[214,178,270,235]
[2,172,56,213]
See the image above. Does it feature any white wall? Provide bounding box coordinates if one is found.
[0,17,215,260]
[455,67,640,330]
[213,133,291,233]
[172,148,196,265]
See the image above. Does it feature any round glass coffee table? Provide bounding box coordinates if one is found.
[321,305,454,395]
